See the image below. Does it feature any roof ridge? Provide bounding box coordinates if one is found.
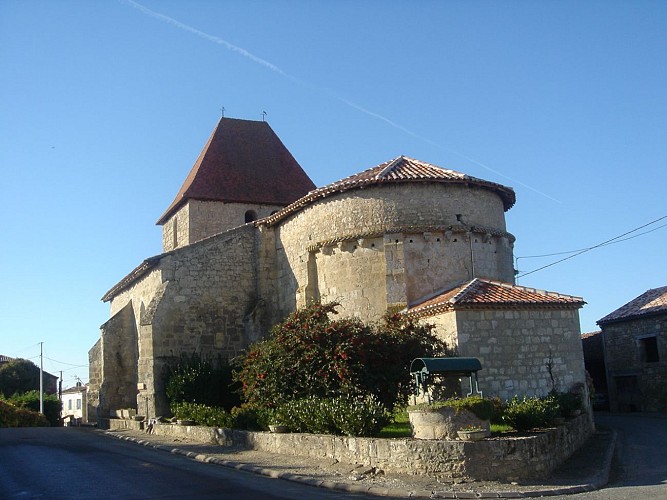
[375,156,405,179]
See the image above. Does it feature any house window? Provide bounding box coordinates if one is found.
[76,399,82,410]
[68,400,72,410]
[640,336,659,363]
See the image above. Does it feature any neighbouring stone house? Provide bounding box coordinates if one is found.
[89,117,589,423]
[597,286,667,412]
[0,355,58,395]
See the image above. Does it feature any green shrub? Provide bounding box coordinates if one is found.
[170,401,233,428]
[0,400,49,427]
[277,395,390,437]
[7,391,61,426]
[235,302,452,411]
[502,395,560,431]
[408,396,496,421]
[554,391,582,417]
[230,405,270,431]
[163,353,241,411]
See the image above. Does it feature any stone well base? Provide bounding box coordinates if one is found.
[125,412,594,481]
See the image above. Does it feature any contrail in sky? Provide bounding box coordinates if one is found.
[122,0,559,202]
[122,0,288,77]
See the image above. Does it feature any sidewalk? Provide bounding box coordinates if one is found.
[102,426,616,499]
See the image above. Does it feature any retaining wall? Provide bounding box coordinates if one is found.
[108,413,594,481]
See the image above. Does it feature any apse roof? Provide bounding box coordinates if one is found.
[597,286,667,325]
[157,117,316,225]
[263,156,515,226]
[405,278,585,318]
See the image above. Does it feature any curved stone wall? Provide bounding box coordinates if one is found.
[272,183,515,321]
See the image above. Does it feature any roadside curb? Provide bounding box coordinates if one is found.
[104,430,616,498]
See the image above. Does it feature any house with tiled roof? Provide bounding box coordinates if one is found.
[580,331,609,409]
[89,117,590,423]
[597,286,667,412]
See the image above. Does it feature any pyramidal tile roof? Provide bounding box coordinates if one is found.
[264,156,515,226]
[597,286,667,325]
[157,117,316,225]
[405,278,585,318]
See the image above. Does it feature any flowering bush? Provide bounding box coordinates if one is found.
[234,302,451,411]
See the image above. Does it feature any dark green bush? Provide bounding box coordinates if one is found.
[235,302,451,411]
[230,405,270,431]
[0,400,49,427]
[502,395,560,431]
[163,353,241,411]
[277,395,390,437]
[7,391,61,426]
[555,391,582,417]
[170,401,234,428]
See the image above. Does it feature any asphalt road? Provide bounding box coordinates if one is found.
[1,413,665,500]
[553,412,667,500]
[0,427,367,499]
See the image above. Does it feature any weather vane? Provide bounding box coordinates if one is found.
[262,110,267,122]
[221,106,225,117]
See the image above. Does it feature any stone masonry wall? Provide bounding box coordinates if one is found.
[96,301,138,419]
[162,200,284,252]
[602,315,667,412]
[87,339,101,423]
[103,224,264,417]
[145,225,262,415]
[454,308,586,400]
[273,183,514,322]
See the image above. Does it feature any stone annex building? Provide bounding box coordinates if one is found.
[89,117,588,422]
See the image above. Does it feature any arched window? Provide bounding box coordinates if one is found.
[245,210,257,223]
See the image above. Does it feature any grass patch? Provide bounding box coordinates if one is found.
[378,409,411,438]
[377,409,515,438]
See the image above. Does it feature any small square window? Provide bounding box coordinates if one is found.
[640,336,659,363]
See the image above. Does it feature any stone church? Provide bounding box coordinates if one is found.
[89,117,587,422]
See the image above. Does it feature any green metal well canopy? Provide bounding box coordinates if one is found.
[410,357,483,399]
[410,357,482,377]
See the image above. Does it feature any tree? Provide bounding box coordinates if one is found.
[235,302,453,410]
[0,359,41,397]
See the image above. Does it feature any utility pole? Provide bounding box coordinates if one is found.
[39,342,44,414]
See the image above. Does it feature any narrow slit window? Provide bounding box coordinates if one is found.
[245,210,257,223]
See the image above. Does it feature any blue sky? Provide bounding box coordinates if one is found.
[1,1,665,386]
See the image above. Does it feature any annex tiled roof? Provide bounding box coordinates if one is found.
[597,286,667,325]
[405,278,585,318]
[263,156,515,226]
[157,117,316,225]
[101,256,163,302]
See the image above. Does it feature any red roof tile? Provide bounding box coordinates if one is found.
[263,156,515,226]
[157,118,316,225]
[597,286,667,325]
[405,279,585,318]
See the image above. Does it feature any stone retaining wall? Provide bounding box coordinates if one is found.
[108,413,594,481]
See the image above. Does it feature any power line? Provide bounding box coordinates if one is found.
[516,214,667,279]
[516,221,667,260]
